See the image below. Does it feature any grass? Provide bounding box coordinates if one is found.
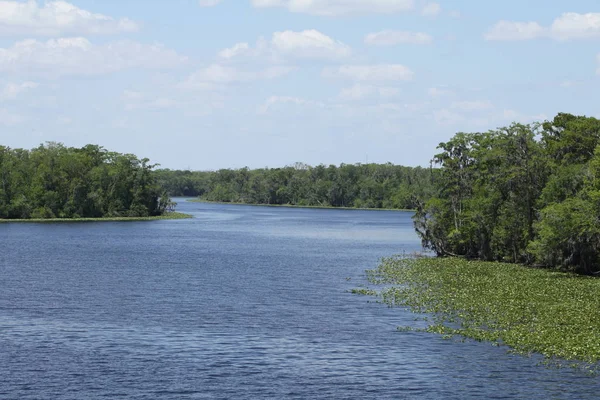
[359,256,600,366]
[0,212,193,223]
[188,198,414,212]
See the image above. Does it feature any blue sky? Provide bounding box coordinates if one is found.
[0,0,599,170]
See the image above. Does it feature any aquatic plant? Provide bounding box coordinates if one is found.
[361,256,600,365]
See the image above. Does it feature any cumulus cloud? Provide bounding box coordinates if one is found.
[257,95,323,114]
[251,0,414,16]
[271,29,351,59]
[484,21,545,41]
[0,0,138,36]
[364,30,432,46]
[434,108,467,126]
[199,0,223,6]
[485,13,600,41]
[180,64,295,90]
[434,102,546,127]
[323,64,414,82]
[219,42,253,59]
[122,90,178,111]
[0,38,187,77]
[0,108,24,125]
[219,30,351,61]
[0,81,38,100]
[451,100,494,111]
[421,2,441,17]
[428,87,451,98]
[502,109,547,123]
[433,99,496,126]
[338,84,399,101]
[552,13,600,40]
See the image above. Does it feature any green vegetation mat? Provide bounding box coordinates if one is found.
[358,256,600,365]
[0,212,192,223]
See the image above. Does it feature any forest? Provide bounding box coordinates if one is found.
[6,112,600,274]
[155,163,436,210]
[414,113,600,274]
[0,142,173,219]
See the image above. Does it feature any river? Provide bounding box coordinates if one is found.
[1,200,598,399]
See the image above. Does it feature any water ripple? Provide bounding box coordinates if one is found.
[0,201,598,399]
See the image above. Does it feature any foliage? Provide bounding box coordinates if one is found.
[0,212,193,224]
[0,142,175,220]
[156,162,436,210]
[0,212,192,223]
[414,113,600,274]
[363,256,600,365]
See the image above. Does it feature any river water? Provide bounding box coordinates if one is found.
[1,200,598,399]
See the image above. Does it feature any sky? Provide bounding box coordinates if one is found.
[0,0,599,170]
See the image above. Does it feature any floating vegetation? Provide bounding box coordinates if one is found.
[358,256,600,366]
[350,288,378,296]
[0,212,193,223]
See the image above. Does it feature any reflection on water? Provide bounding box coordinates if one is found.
[0,200,598,399]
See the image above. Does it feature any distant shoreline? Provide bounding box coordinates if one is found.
[0,212,193,223]
[188,199,415,212]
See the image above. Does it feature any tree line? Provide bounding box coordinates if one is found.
[414,113,600,274]
[155,163,436,210]
[0,142,173,219]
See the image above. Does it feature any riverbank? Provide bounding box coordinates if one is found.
[0,212,193,223]
[188,199,414,212]
[358,256,600,365]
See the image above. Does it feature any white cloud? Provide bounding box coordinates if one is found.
[434,108,465,125]
[503,109,547,123]
[251,0,414,16]
[364,30,432,46]
[122,90,178,111]
[338,84,399,101]
[0,81,37,100]
[421,2,441,17]
[183,65,245,88]
[0,108,24,125]
[378,87,400,97]
[434,104,546,127]
[258,95,321,114]
[218,30,350,61]
[219,42,253,59]
[502,109,519,120]
[0,0,138,36]
[181,64,295,90]
[484,21,545,41]
[323,64,414,82]
[271,29,351,59]
[56,116,72,125]
[552,13,600,40]
[434,100,496,126]
[199,0,223,6]
[486,13,600,41]
[428,87,451,98]
[262,65,295,79]
[559,80,579,88]
[0,38,187,77]
[451,100,493,111]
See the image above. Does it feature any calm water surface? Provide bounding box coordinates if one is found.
[1,200,598,399]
